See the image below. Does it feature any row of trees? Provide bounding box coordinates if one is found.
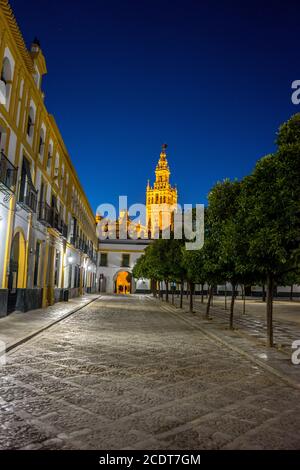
[133,114,300,347]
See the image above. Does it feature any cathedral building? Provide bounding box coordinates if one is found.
[96,145,178,294]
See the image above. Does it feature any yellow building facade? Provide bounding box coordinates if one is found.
[0,0,98,316]
[146,144,177,233]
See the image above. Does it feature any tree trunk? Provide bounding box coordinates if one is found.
[180,280,184,309]
[165,280,169,302]
[290,285,293,302]
[262,284,266,302]
[189,282,194,312]
[266,274,274,347]
[224,284,227,310]
[172,284,175,305]
[152,280,157,298]
[201,284,204,303]
[158,282,162,299]
[229,283,235,329]
[242,284,246,314]
[206,285,213,318]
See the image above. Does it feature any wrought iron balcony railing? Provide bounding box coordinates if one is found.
[51,208,60,232]
[38,201,52,226]
[0,150,17,194]
[18,185,38,213]
[70,235,77,247]
[61,222,68,239]
[70,234,81,250]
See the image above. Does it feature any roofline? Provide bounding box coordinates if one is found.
[0,0,34,73]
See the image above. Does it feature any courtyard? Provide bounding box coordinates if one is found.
[0,295,299,450]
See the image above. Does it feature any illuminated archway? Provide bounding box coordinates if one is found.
[115,271,131,294]
[9,230,26,290]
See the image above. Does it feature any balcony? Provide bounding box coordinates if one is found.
[18,185,38,213]
[70,234,81,250]
[38,201,52,226]
[79,238,86,252]
[61,222,68,239]
[0,151,17,195]
[70,235,77,247]
[51,208,61,233]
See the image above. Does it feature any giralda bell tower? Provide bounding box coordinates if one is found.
[146,144,177,234]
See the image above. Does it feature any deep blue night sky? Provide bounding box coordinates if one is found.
[9,0,300,212]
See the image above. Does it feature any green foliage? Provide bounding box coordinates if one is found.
[182,247,205,284]
[132,114,300,342]
[133,238,186,283]
[276,113,300,147]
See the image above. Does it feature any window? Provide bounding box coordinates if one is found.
[54,153,59,177]
[121,254,130,267]
[60,165,64,187]
[38,128,45,156]
[16,80,24,127]
[74,266,81,288]
[70,216,78,244]
[0,57,12,106]
[39,181,45,215]
[33,241,41,287]
[68,265,73,289]
[0,125,7,152]
[19,156,38,212]
[47,142,53,170]
[27,107,35,137]
[100,253,108,267]
[54,250,60,287]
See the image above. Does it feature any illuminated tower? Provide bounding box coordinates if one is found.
[146,144,177,234]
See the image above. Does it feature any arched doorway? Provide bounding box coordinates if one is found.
[7,231,26,313]
[115,271,131,294]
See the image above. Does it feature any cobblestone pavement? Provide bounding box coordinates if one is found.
[175,296,300,351]
[0,295,300,450]
[0,294,100,350]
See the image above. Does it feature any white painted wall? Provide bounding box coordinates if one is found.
[97,242,151,294]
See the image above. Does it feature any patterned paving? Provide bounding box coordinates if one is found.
[176,296,300,350]
[0,295,299,449]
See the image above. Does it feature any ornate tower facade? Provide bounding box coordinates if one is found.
[146,144,177,233]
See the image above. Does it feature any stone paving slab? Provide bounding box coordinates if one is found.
[154,298,300,389]
[0,294,100,351]
[0,294,300,449]
[178,295,300,350]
